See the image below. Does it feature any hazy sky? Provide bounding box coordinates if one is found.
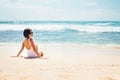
[0,0,120,21]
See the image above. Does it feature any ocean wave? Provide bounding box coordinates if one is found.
[0,24,120,33]
[71,26,120,33]
[0,24,66,31]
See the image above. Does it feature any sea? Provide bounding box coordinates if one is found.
[0,21,120,47]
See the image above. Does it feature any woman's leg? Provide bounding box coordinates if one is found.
[36,45,44,57]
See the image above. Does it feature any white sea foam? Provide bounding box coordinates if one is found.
[0,24,120,33]
[71,25,120,33]
[0,24,65,31]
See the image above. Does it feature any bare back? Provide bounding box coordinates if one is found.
[23,38,31,50]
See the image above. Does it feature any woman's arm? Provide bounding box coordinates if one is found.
[30,38,41,58]
[17,42,24,57]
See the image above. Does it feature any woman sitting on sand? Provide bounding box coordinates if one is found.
[17,28,43,58]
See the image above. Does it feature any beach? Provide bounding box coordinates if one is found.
[0,44,120,80]
[0,0,120,78]
[0,21,120,80]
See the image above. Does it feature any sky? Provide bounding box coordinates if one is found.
[0,0,120,21]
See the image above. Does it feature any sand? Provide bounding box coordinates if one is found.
[0,43,120,80]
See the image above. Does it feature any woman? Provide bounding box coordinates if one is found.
[17,28,43,58]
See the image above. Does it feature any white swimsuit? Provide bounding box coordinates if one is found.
[27,39,37,58]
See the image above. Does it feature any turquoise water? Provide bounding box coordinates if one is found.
[0,21,120,46]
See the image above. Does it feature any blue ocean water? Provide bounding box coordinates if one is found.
[0,21,120,46]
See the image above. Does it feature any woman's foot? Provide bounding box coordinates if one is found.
[41,51,44,57]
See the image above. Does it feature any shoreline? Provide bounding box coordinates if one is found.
[0,43,120,56]
[1,42,120,47]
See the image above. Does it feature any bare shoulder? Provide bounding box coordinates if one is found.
[29,38,35,45]
[23,39,27,43]
[29,38,34,42]
[23,38,26,41]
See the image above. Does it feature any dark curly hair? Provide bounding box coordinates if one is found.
[23,28,31,38]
